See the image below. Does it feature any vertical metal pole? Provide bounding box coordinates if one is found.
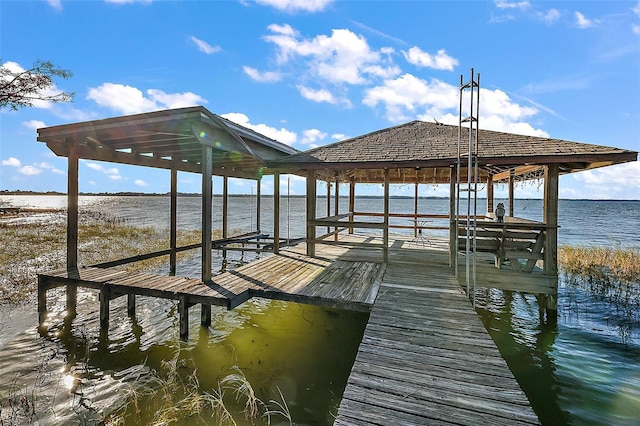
[383,169,390,263]
[334,175,340,241]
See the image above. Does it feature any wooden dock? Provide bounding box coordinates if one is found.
[289,236,540,425]
[38,235,539,424]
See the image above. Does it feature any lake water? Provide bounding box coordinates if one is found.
[1,194,639,424]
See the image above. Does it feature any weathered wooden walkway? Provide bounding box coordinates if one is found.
[38,251,385,336]
[288,236,540,425]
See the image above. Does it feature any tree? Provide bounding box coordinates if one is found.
[0,59,74,110]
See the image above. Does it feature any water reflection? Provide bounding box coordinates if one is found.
[475,284,640,426]
[14,287,368,424]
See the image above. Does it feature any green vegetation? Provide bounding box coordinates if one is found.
[0,209,204,305]
[106,356,291,425]
[558,245,640,328]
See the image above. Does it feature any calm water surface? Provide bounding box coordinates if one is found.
[1,195,639,424]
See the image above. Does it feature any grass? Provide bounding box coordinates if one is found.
[558,245,640,331]
[106,351,292,425]
[0,209,205,306]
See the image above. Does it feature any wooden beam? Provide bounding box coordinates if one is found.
[543,165,559,277]
[334,175,340,241]
[202,146,213,283]
[170,166,177,275]
[383,169,390,263]
[273,172,280,254]
[256,177,261,231]
[349,177,355,235]
[487,174,494,214]
[99,285,110,329]
[508,169,515,217]
[306,171,317,257]
[414,182,419,237]
[449,166,457,268]
[223,176,228,239]
[67,143,78,311]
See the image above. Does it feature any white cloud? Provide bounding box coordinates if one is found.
[87,83,207,114]
[2,157,22,167]
[300,128,328,146]
[89,180,97,186]
[297,85,339,105]
[221,112,297,145]
[243,66,283,83]
[263,25,400,85]
[633,2,640,34]
[35,162,65,175]
[495,0,530,10]
[539,8,560,25]
[402,46,458,71]
[364,73,547,136]
[46,0,62,10]
[331,133,346,140]
[22,120,47,131]
[86,162,123,180]
[190,36,221,54]
[363,74,458,122]
[254,0,333,13]
[18,165,42,176]
[575,11,596,29]
[571,162,640,199]
[134,179,149,187]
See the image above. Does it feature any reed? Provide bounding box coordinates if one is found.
[558,245,640,328]
[107,351,292,425]
[0,209,204,305]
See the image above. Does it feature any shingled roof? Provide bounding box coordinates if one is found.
[272,121,636,183]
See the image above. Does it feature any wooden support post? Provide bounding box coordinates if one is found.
[38,275,47,317]
[201,304,211,327]
[201,146,212,328]
[273,172,280,253]
[349,177,355,235]
[170,166,177,275]
[127,294,136,316]
[508,169,515,217]
[334,175,340,241]
[67,143,78,311]
[202,146,213,283]
[543,165,559,276]
[306,171,317,257]
[383,169,390,263]
[179,294,189,339]
[223,176,228,239]
[414,182,419,237]
[256,177,261,231]
[487,174,494,215]
[449,166,457,268]
[326,180,331,234]
[99,285,111,329]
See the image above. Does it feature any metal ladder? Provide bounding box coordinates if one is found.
[455,69,480,307]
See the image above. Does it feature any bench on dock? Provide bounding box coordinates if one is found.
[458,217,551,273]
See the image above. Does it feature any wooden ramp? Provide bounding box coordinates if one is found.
[326,239,539,425]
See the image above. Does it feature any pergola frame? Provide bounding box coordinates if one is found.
[37,107,298,319]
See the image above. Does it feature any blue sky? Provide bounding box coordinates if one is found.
[1,0,639,199]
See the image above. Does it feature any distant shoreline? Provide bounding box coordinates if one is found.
[1,190,638,202]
